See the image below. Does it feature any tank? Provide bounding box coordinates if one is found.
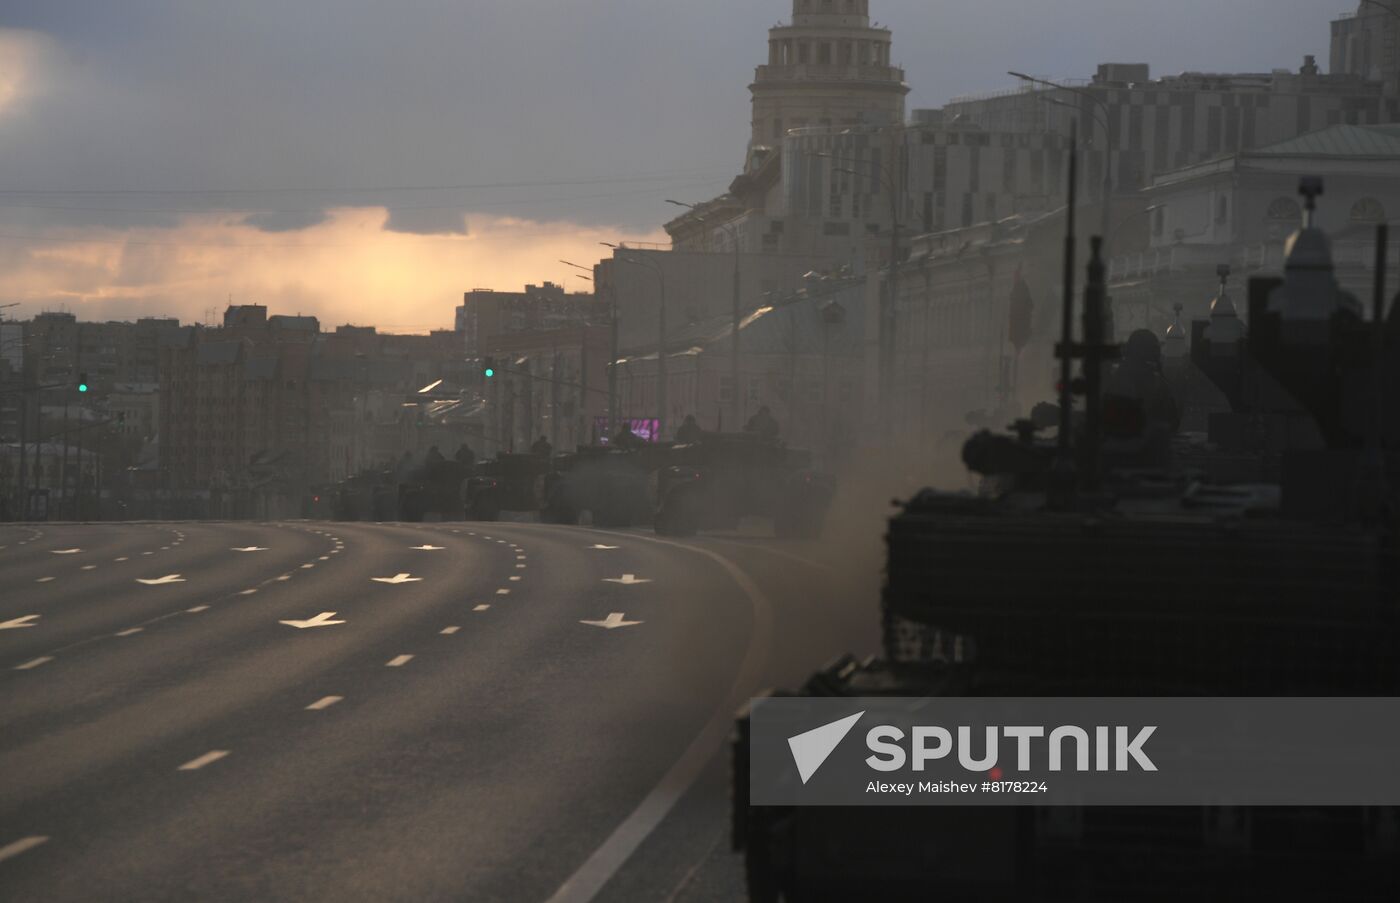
[732,179,1400,900]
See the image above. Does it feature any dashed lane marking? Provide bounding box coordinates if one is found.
[178,750,229,771]
[440,626,461,635]
[306,696,343,711]
[115,628,144,637]
[495,589,511,595]
[35,577,54,583]
[509,576,522,581]
[186,605,210,613]
[473,604,490,612]
[14,657,53,671]
[386,655,414,668]
[239,589,258,595]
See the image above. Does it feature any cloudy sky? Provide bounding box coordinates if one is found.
[0,0,1334,331]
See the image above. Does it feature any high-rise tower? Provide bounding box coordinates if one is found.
[749,0,909,155]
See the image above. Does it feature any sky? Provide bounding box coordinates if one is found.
[0,0,1336,331]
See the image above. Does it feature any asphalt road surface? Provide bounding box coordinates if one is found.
[0,519,879,902]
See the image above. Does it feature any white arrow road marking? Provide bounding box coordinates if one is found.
[440,626,461,634]
[14,656,53,671]
[306,696,342,711]
[178,750,228,771]
[410,545,445,551]
[473,604,490,612]
[49,549,82,555]
[603,574,651,585]
[581,612,643,630]
[279,612,345,629]
[386,654,413,667]
[230,547,267,552]
[136,575,185,585]
[589,544,620,550]
[0,615,40,631]
[0,836,48,863]
[372,573,422,584]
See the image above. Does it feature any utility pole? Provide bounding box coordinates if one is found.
[667,200,742,431]
[827,130,906,439]
[1011,71,1114,254]
[604,244,668,439]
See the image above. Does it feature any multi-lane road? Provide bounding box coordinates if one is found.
[0,519,878,901]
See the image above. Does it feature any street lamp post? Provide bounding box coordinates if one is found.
[818,139,906,438]
[666,199,742,431]
[603,243,668,439]
[1010,71,1114,254]
[561,258,619,439]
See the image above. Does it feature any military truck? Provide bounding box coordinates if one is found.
[732,181,1400,899]
[653,433,833,538]
[463,453,551,521]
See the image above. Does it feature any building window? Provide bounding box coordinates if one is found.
[1266,197,1302,223]
[1350,197,1386,224]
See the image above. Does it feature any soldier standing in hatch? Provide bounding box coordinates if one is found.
[675,414,703,443]
[744,405,779,440]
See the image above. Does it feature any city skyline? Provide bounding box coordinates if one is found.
[0,0,1338,331]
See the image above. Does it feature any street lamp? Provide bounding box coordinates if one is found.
[561,258,616,439]
[602,242,669,439]
[1010,70,1114,255]
[666,199,743,431]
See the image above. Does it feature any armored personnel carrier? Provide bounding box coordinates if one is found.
[398,457,471,522]
[331,470,397,521]
[653,432,834,538]
[732,180,1400,900]
[541,443,670,527]
[463,452,551,521]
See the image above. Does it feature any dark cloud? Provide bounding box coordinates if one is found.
[0,1,1330,234]
[382,207,469,236]
[241,209,330,232]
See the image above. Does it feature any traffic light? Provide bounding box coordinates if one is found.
[482,357,496,379]
[77,372,89,393]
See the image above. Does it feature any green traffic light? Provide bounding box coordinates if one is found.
[78,383,88,393]
[484,368,495,378]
